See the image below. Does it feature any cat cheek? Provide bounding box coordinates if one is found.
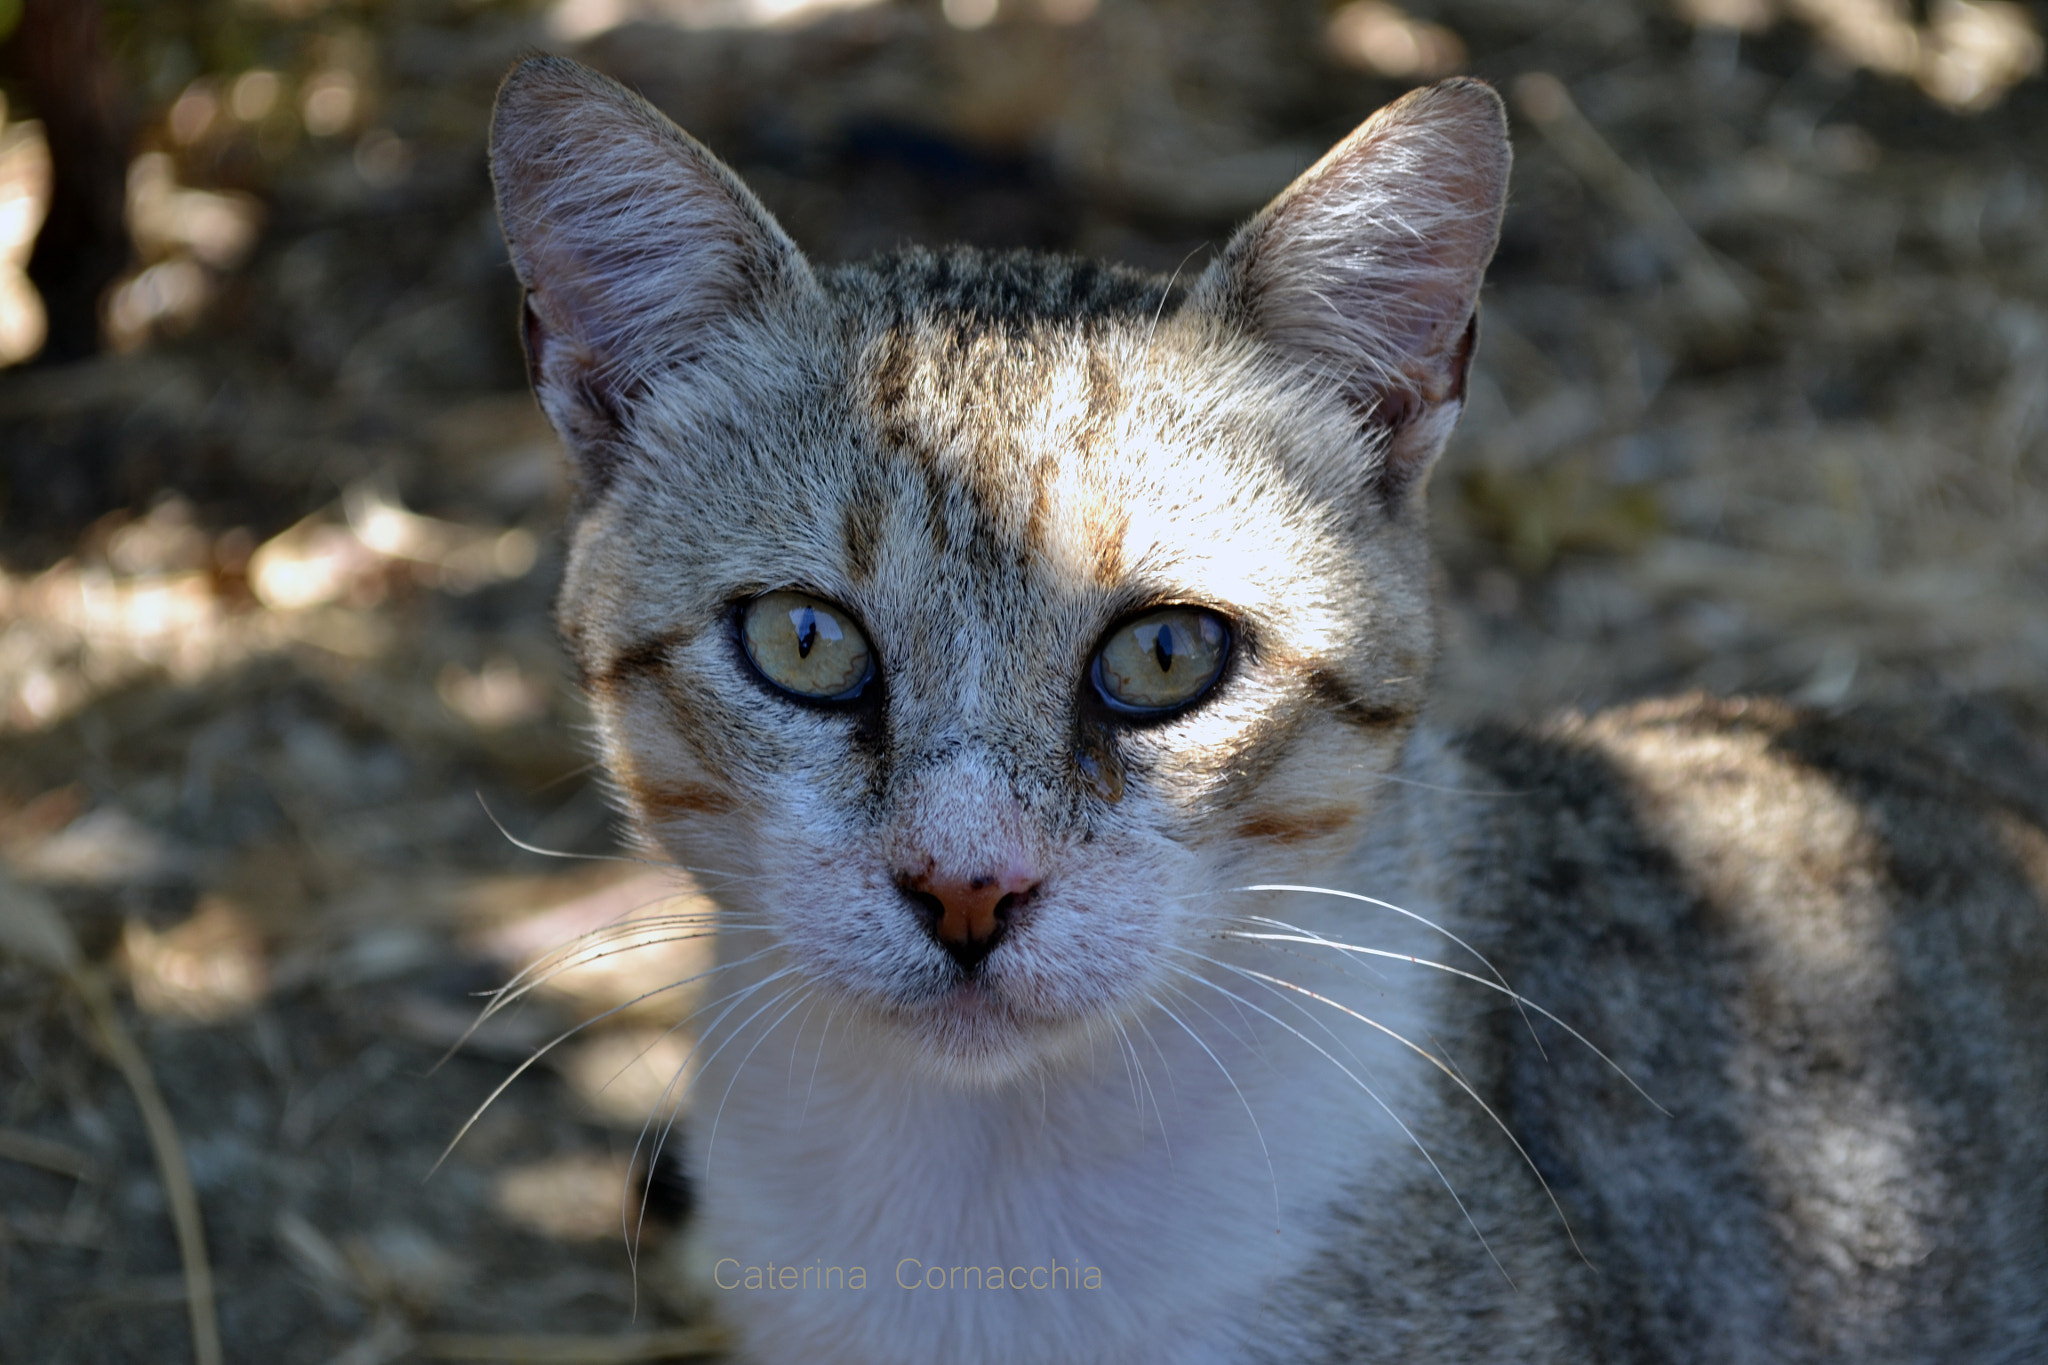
[774,871,939,990]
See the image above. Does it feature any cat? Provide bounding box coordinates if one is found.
[486,55,2048,1364]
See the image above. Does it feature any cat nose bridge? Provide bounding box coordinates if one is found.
[891,718,1059,801]
[890,613,1064,753]
[888,756,1039,869]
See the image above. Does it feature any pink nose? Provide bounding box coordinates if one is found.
[899,867,1039,971]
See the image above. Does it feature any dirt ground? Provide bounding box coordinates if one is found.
[0,1,2043,1361]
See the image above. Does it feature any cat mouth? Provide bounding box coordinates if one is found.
[838,924,1139,1066]
[926,976,1009,1018]
[898,973,1045,1034]
[883,976,1098,1083]
[909,971,1104,1042]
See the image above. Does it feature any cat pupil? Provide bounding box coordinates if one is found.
[794,607,817,659]
[1153,626,1174,673]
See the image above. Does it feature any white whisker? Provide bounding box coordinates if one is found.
[1171,945,1376,1072]
[1150,924,1283,1060]
[698,987,816,1180]
[1128,1010,1181,1107]
[1221,926,1664,1115]
[1122,1015,1173,1162]
[1237,888,1547,1058]
[478,794,767,886]
[1168,974,1267,1058]
[471,882,770,1014]
[432,946,780,1172]
[1168,944,1375,1081]
[784,994,826,1098]
[475,921,772,1032]
[1223,960,1585,1267]
[1149,983,1280,1229]
[626,969,803,1258]
[1328,766,1530,798]
[798,997,842,1131]
[1143,247,1206,360]
[1109,1015,1148,1142]
[1163,961,1514,1285]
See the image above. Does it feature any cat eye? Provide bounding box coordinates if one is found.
[1092,607,1230,716]
[740,591,875,703]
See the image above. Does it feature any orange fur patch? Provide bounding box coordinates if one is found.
[629,780,738,819]
[1233,805,1360,844]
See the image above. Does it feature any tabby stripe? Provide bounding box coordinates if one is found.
[627,779,739,819]
[841,493,883,584]
[1233,806,1362,844]
[1306,667,1417,730]
[595,629,694,691]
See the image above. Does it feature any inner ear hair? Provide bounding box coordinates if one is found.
[488,56,814,479]
[1194,77,1510,510]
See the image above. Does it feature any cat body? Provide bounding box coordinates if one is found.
[488,57,2048,1363]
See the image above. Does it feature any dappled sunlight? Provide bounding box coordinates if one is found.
[438,657,552,730]
[1325,2,1467,81]
[0,103,49,367]
[0,486,537,733]
[0,557,247,730]
[1996,814,2048,917]
[458,868,722,1124]
[549,0,1107,40]
[1586,709,1949,1344]
[555,1027,705,1127]
[250,484,536,612]
[108,152,264,352]
[124,153,262,273]
[1679,0,2042,111]
[299,68,363,138]
[493,1150,638,1242]
[10,804,193,887]
[121,895,271,1023]
[547,0,887,41]
[473,868,718,1023]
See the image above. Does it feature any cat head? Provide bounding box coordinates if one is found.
[490,57,1508,1086]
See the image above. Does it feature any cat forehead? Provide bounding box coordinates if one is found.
[829,247,1176,326]
[647,250,1360,601]
[846,327,1311,596]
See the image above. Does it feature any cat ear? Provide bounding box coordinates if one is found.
[1191,78,1509,509]
[489,56,813,471]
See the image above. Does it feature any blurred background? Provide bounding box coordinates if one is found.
[0,0,2041,1360]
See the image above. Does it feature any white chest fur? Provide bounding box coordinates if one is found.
[679,803,1458,1365]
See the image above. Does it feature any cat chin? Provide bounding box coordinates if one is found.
[874,984,1113,1089]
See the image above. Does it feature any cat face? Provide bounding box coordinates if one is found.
[490,58,1507,1084]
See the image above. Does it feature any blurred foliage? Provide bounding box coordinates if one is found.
[1460,460,1667,575]
[100,0,545,99]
